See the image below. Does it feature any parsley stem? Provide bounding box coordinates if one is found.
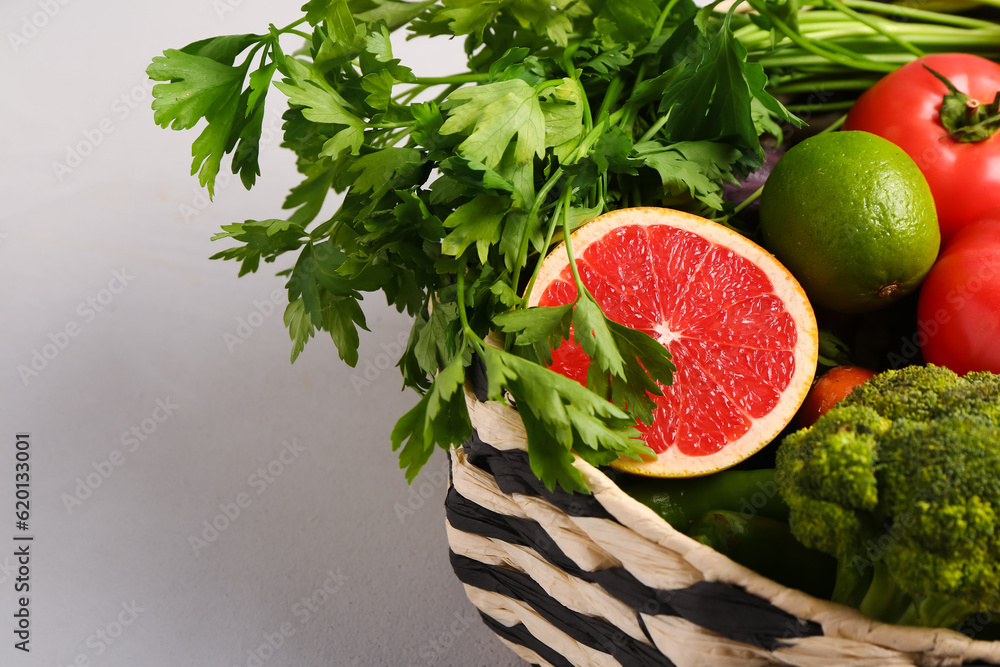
[512,167,565,293]
[455,267,472,331]
[559,187,588,306]
[393,85,427,104]
[596,77,625,121]
[372,127,414,148]
[651,0,683,39]
[367,122,414,129]
[274,16,310,34]
[638,113,670,144]
[430,83,462,105]
[521,185,575,308]
[570,110,625,164]
[412,73,490,85]
[818,113,849,134]
[578,79,593,133]
[237,41,268,73]
[732,185,764,217]
[455,264,487,354]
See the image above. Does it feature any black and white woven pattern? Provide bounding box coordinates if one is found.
[446,388,1000,667]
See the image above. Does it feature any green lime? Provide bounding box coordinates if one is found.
[759,131,940,314]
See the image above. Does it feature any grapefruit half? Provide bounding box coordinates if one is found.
[527,207,818,477]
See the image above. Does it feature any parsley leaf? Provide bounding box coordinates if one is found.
[284,298,317,363]
[656,8,799,165]
[440,79,546,168]
[391,353,472,482]
[482,346,650,493]
[180,34,262,64]
[210,218,306,275]
[148,49,246,131]
[189,86,244,197]
[273,57,366,159]
[635,140,741,211]
[540,78,586,163]
[441,194,511,264]
[437,0,504,37]
[493,303,573,364]
[147,49,261,197]
[349,147,423,192]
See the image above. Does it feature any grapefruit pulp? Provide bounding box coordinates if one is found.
[527,207,818,477]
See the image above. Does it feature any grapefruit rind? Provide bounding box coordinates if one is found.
[526,207,819,478]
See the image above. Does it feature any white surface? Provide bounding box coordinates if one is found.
[1,2,522,665]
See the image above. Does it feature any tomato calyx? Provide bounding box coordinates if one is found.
[923,64,1000,143]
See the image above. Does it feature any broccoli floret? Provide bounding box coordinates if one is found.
[878,416,1000,626]
[838,364,960,421]
[840,364,1000,424]
[776,405,889,557]
[776,366,1000,629]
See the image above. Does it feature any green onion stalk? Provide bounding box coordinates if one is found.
[728,0,1000,100]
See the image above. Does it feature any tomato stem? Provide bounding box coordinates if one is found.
[923,64,1000,142]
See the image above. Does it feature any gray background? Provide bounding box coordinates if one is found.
[1,1,522,665]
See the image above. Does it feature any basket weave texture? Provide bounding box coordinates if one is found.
[446,387,1000,667]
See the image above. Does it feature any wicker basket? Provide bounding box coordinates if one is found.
[445,385,1000,667]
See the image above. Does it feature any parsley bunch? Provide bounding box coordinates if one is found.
[148,0,998,492]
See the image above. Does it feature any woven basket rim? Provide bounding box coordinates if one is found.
[460,384,1000,664]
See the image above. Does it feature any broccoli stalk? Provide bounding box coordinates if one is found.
[856,559,917,625]
[776,365,1000,629]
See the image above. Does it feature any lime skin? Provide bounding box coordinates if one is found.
[759,131,940,314]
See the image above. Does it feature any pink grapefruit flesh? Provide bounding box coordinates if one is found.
[527,207,818,477]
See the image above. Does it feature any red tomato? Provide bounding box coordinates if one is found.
[798,365,877,428]
[917,212,1000,374]
[844,54,1000,244]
